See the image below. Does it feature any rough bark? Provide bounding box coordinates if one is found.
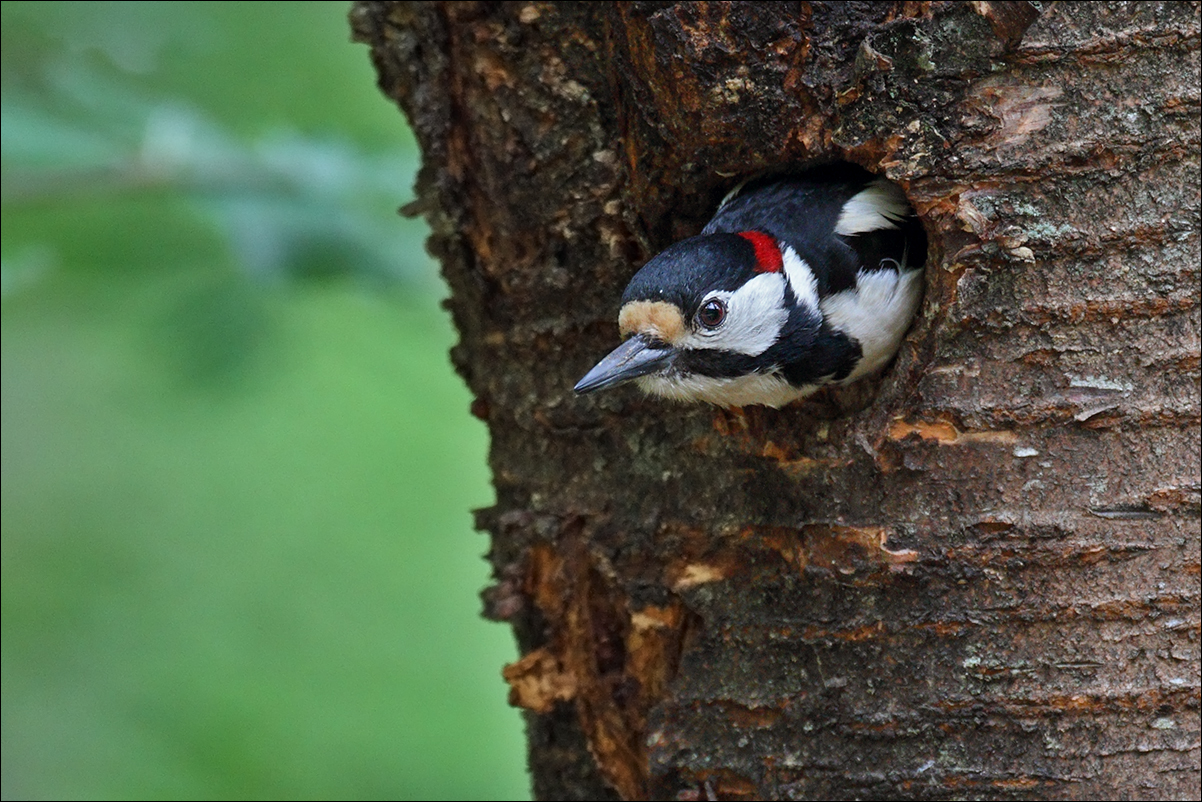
[352,2,1201,799]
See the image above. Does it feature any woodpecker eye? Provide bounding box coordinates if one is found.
[696,298,727,329]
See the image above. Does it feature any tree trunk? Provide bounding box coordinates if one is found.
[352,2,1200,798]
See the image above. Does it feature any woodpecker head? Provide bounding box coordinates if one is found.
[574,230,823,407]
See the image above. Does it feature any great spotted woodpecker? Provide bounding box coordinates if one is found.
[574,164,926,408]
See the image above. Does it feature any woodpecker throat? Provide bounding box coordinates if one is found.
[575,164,926,408]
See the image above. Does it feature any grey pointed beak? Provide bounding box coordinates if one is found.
[574,334,674,394]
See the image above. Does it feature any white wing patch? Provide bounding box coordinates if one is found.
[679,272,788,357]
[834,178,910,236]
[780,245,820,313]
[821,267,924,382]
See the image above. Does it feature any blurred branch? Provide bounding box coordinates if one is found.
[0,160,284,205]
[2,94,431,287]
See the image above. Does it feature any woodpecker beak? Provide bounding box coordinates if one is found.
[574,334,674,394]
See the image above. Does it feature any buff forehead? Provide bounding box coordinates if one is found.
[617,300,687,345]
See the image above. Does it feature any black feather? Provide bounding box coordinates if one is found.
[705,163,925,298]
[621,233,758,318]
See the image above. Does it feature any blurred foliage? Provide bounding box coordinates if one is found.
[1,2,528,799]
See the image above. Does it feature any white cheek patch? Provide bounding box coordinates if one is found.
[780,245,819,314]
[835,179,910,236]
[680,272,788,357]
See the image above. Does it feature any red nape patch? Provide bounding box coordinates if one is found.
[737,231,783,273]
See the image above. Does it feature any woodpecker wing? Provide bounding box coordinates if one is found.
[704,164,925,299]
[703,165,926,392]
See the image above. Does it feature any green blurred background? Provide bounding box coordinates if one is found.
[1,2,528,798]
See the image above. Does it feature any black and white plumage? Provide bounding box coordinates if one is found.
[575,164,926,408]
